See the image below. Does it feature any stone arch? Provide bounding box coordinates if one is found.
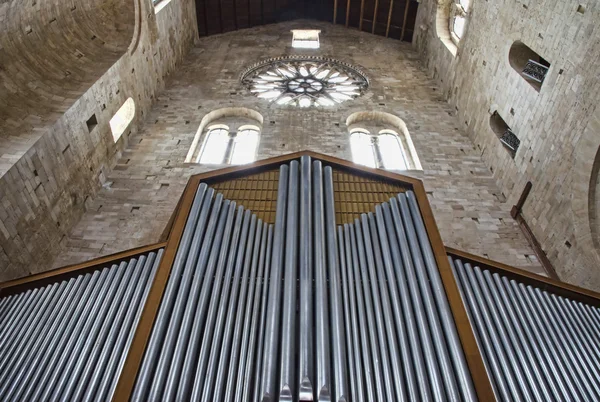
[186,107,264,163]
[571,108,600,270]
[435,0,458,56]
[0,0,136,169]
[345,111,423,170]
[508,40,550,92]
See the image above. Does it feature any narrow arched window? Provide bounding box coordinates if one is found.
[509,41,551,92]
[450,0,470,44]
[199,125,231,164]
[230,126,260,165]
[350,130,377,168]
[198,124,260,165]
[378,130,408,170]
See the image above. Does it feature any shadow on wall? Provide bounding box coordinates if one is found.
[0,0,135,167]
[590,148,600,251]
[508,41,551,92]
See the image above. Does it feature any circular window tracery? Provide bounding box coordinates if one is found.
[241,56,369,108]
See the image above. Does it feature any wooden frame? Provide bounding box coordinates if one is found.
[113,150,496,401]
[0,242,166,298]
[3,150,501,401]
[447,247,600,309]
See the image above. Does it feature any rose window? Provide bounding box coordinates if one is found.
[241,56,368,108]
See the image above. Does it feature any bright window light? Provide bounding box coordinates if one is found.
[378,132,408,170]
[230,128,259,165]
[291,29,320,49]
[453,16,466,39]
[109,97,135,143]
[199,127,229,164]
[350,130,376,168]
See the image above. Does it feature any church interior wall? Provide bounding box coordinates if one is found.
[45,20,542,281]
[414,0,600,288]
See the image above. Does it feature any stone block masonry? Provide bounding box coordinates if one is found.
[0,0,198,280]
[414,0,600,290]
[49,21,541,278]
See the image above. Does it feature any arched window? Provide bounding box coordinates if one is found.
[198,124,260,165]
[230,126,260,165]
[350,129,409,170]
[350,130,376,168]
[198,125,230,164]
[509,41,551,92]
[346,111,422,171]
[378,130,409,170]
[450,0,470,44]
[186,107,263,164]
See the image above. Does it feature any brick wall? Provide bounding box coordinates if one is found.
[414,0,600,289]
[48,20,541,279]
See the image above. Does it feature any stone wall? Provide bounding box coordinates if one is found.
[49,20,541,278]
[0,0,197,280]
[414,0,600,290]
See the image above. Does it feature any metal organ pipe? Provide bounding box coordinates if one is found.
[2,159,486,402]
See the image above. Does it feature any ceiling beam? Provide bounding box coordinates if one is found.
[359,0,365,30]
[345,0,350,27]
[334,0,338,23]
[372,0,379,34]
[385,0,394,37]
[400,0,410,41]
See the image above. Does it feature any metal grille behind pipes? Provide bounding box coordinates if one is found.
[133,156,476,402]
[0,249,163,402]
[450,257,600,402]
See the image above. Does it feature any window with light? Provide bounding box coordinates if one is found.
[198,125,259,165]
[350,129,409,170]
[450,0,470,44]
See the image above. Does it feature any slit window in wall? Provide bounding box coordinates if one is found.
[450,0,470,45]
[198,125,260,165]
[86,114,98,133]
[490,111,520,158]
[291,29,320,49]
[509,41,550,91]
[109,98,135,143]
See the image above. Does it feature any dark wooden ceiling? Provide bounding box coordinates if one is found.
[195,0,418,42]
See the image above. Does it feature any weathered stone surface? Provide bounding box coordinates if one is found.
[415,0,600,289]
[0,0,197,280]
[47,20,541,278]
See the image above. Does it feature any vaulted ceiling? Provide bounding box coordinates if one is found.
[195,0,419,42]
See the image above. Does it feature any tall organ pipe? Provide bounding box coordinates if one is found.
[194,210,253,402]
[131,183,210,401]
[382,203,432,401]
[313,161,332,401]
[391,197,446,401]
[182,205,245,400]
[241,223,271,401]
[162,200,236,402]
[260,164,289,401]
[298,155,314,400]
[212,214,258,401]
[338,225,361,402]
[280,160,300,400]
[323,166,348,402]
[234,221,267,402]
[360,214,404,402]
[374,206,419,400]
[354,218,388,402]
[406,192,476,402]
[146,193,225,401]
